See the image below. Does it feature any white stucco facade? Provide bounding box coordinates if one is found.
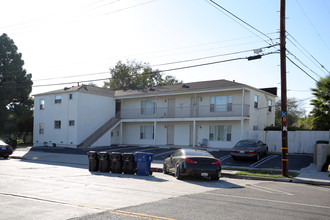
[33,80,276,149]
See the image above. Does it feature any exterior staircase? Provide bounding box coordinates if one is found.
[77,113,121,148]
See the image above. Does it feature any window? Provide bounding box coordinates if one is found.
[141,100,156,115]
[69,120,75,126]
[39,123,44,134]
[268,100,272,112]
[253,125,258,131]
[254,95,258,109]
[69,94,75,100]
[40,99,45,110]
[209,125,232,141]
[140,126,154,139]
[210,95,232,112]
[55,95,62,104]
[54,120,61,129]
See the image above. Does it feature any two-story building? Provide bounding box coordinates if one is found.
[33,79,276,150]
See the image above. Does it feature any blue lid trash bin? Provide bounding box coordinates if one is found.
[134,152,153,176]
[87,151,99,172]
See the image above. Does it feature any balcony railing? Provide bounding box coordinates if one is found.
[120,104,250,119]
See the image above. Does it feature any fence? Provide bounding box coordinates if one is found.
[249,130,330,154]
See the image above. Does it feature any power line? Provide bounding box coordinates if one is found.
[152,44,279,67]
[3,52,277,89]
[286,56,318,82]
[205,0,276,46]
[286,49,323,79]
[286,31,330,75]
[295,0,330,51]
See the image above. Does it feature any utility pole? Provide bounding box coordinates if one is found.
[280,0,289,177]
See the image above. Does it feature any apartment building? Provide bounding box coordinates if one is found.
[33,79,276,149]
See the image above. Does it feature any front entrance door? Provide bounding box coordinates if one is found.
[167,125,174,145]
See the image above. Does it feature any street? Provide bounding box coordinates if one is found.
[1,154,329,220]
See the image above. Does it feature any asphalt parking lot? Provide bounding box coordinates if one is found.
[31,145,313,171]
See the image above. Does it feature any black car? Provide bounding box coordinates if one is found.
[163,149,221,180]
[231,139,268,161]
[0,140,13,159]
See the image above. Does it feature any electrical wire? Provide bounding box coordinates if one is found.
[205,0,276,46]
[286,31,330,75]
[295,0,330,51]
[1,52,278,89]
[286,56,318,82]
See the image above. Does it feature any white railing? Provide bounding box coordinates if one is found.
[120,104,250,119]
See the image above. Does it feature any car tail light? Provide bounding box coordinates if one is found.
[9,146,12,149]
[212,160,221,165]
[185,158,198,164]
[248,150,256,154]
[231,150,239,153]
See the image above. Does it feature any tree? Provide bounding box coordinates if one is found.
[103,60,181,90]
[0,33,33,141]
[275,97,306,127]
[310,75,330,130]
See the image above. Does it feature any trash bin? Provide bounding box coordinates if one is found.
[134,152,153,176]
[110,152,122,173]
[98,152,110,172]
[122,153,135,174]
[87,151,99,172]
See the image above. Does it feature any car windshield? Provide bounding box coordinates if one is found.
[0,140,7,145]
[236,141,256,147]
[184,150,212,157]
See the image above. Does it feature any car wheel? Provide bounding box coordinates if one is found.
[175,164,182,180]
[232,156,237,160]
[4,155,9,159]
[163,163,169,174]
[256,153,260,161]
[211,175,219,181]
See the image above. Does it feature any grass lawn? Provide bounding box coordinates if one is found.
[235,169,299,178]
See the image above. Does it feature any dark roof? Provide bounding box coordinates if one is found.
[34,79,277,98]
[114,79,248,97]
[34,85,115,97]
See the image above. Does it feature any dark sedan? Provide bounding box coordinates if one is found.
[0,140,13,159]
[163,149,221,180]
[231,139,268,161]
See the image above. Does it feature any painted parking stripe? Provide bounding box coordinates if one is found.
[154,150,176,157]
[219,155,232,161]
[247,185,293,196]
[250,155,278,167]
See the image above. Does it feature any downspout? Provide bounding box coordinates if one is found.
[193,93,197,147]
[241,88,245,140]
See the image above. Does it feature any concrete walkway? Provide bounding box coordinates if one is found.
[9,147,330,186]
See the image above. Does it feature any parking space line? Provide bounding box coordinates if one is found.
[247,185,293,196]
[219,155,232,162]
[154,150,176,158]
[250,155,278,167]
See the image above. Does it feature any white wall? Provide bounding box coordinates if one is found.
[34,91,115,148]
[250,130,330,154]
[77,93,115,146]
[33,93,79,148]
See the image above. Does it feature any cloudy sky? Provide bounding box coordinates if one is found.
[1,0,329,113]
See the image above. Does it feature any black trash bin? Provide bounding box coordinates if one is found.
[110,152,122,173]
[122,153,135,174]
[98,152,110,172]
[87,151,99,172]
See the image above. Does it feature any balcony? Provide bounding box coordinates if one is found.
[120,104,250,119]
